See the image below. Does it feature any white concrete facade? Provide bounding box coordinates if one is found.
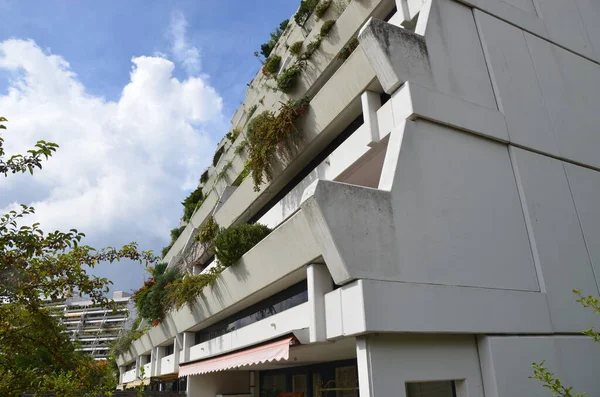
[118,0,600,395]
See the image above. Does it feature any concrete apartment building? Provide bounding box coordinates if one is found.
[117,0,600,395]
[46,291,131,360]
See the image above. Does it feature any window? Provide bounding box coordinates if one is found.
[164,343,175,356]
[335,366,358,397]
[262,373,286,397]
[406,381,456,397]
[195,281,308,345]
[293,375,308,397]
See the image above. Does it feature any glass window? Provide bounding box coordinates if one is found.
[293,374,308,397]
[262,373,287,397]
[164,343,174,356]
[335,366,358,397]
[406,381,456,397]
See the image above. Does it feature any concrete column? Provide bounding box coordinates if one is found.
[154,346,164,377]
[118,366,125,385]
[182,332,195,363]
[356,336,380,397]
[134,356,142,380]
[150,347,157,377]
[361,90,382,145]
[250,371,257,397]
[307,263,333,342]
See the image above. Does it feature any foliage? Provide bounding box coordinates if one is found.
[217,160,233,182]
[0,118,157,395]
[161,226,185,258]
[290,41,304,56]
[320,19,336,37]
[530,362,584,397]
[232,162,251,187]
[262,55,282,76]
[134,265,182,323]
[200,169,210,184]
[247,97,310,191]
[277,63,304,92]
[338,38,359,61]
[248,104,258,120]
[531,289,600,396]
[302,38,322,60]
[226,127,242,144]
[110,318,145,359]
[166,265,225,310]
[182,185,204,222]
[196,216,220,248]
[295,0,319,25]
[213,145,225,166]
[235,139,248,155]
[315,0,333,19]
[214,223,272,267]
[256,20,289,60]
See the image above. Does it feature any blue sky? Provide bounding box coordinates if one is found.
[0,0,297,293]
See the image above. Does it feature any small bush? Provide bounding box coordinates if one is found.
[196,216,220,247]
[213,146,225,166]
[290,41,303,56]
[277,64,303,92]
[235,140,248,155]
[320,20,336,37]
[302,38,322,60]
[232,162,251,187]
[226,127,242,144]
[214,223,272,267]
[182,186,203,222]
[295,0,319,25]
[166,265,224,310]
[200,169,209,184]
[248,104,258,120]
[262,55,282,76]
[258,20,289,60]
[315,0,332,19]
[338,38,359,61]
[134,267,181,323]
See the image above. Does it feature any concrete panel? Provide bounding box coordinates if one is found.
[479,336,600,397]
[510,147,600,332]
[475,11,559,156]
[358,334,484,397]
[424,0,497,109]
[358,279,552,334]
[564,164,600,292]
[535,0,594,59]
[389,120,537,290]
[525,32,600,170]
[574,0,600,58]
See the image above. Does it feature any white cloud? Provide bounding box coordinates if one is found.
[0,39,224,290]
[169,11,201,76]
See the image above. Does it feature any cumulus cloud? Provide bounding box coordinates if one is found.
[0,39,224,291]
[169,11,201,76]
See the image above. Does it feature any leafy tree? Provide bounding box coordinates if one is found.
[531,289,600,396]
[0,117,157,396]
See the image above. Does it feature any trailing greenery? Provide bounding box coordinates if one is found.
[110,317,145,358]
[315,0,333,19]
[182,185,203,222]
[217,160,233,182]
[200,169,209,184]
[295,0,319,25]
[256,20,289,60]
[320,19,336,37]
[290,41,304,56]
[214,223,272,267]
[277,63,304,92]
[302,38,322,60]
[247,104,258,120]
[166,265,225,310]
[226,127,242,144]
[262,55,282,76]
[195,216,220,248]
[247,97,310,191]
[213,145,225,166]
[235,139,248,155]
[134,264,182,324]
[232,162,251,187]
[338,38,359,61]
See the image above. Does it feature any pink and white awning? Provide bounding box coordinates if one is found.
[179,337,295,376]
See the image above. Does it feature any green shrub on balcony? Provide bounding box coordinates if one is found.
[314,0,332,19]
[338,38,359,61]
[200,169,209,184]
[226,127,242,144]
[301,38,322,60]
[277,63,303,92]
[247,97,310,191]
[262,55,282,76]
[134,264,181,323]
[295,0,319,25]
[320,20,336,37]
[182,186,203,222]
[161,226,185,258]
[214,223,272,267]
[166,265,224,310]
[213,145,225,166]
[290,41,303,56]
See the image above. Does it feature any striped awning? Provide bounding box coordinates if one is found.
[179,336,295,376]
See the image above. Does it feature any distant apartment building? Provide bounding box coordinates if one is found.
[117,0,600,395]
[46,291,131,360]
